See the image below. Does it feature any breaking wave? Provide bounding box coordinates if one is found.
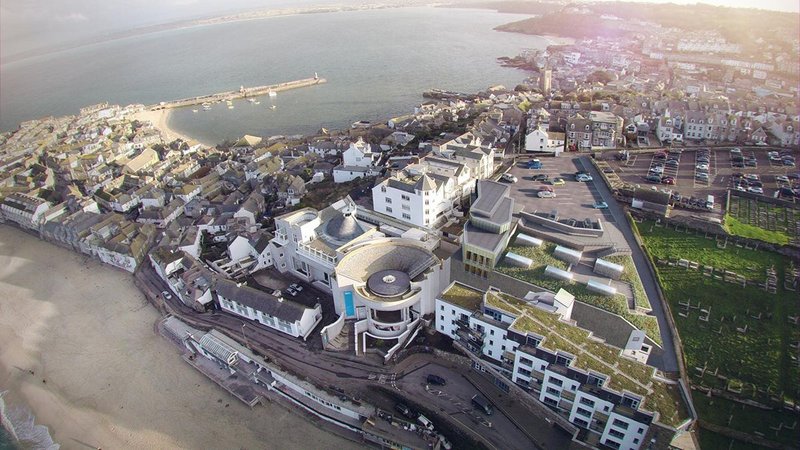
[0,391,59,450]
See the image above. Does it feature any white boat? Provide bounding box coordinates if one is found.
[228,105,234,109]
[270,105,277,110]
[192,109,198,113]
[248,98,257,103]
[254,101,260,105]
[268,90,277,97]
[202,103,211,110]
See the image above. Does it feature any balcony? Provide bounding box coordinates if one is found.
[297,241,336,266]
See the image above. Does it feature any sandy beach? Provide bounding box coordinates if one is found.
[0,225,360,450]
[132,109,216,148]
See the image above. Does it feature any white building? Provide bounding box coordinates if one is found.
[331,236,447,360]
[372,172,451,228]
[1,192,50,230]
[269,198,373,293]
[525,128,565,154]
[215,278,322,340]
[435,284,690,450]
[333,138,384,183]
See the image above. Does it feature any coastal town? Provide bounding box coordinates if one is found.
[1,5,799,450]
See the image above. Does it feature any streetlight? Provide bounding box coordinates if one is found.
[241,323,250,349]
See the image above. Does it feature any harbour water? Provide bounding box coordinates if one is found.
[0,7,548,143]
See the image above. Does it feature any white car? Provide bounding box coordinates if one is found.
[696,163,709,170]
[696,172,709,180]
[650,165,664,174]
[500,173,518,183]
[776,175,790,183]
[289,283,303,292]
[744,174,760,181]
[537,190,556,198]
[748,186,764,194]
[575,174,593,182]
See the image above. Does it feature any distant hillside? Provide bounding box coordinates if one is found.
[494,1,799,54]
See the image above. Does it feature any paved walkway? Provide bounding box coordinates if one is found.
[580,155,680,372]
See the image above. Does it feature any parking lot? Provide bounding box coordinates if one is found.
[504,156,617,225]
[601,146,800,214]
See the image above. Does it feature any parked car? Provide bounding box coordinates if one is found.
[532,174,549,182]
[289,283,303,292]
[395,403,415,419]
[550,177,565,186]
[661,176,675,185]
[593,201,609,209]
[426,374,446,386]
[471,394,493,416]
[500,173,518,183]
[696,163,709,170]
[776,175,790,183]
[696,172,709,180]
[744,174,760,181]
[645,174,661,183]
[286,286,298,296]
[537,190,557,198]
[783,159,796,167]
[650,165,664,174]
[575,173,593,182]
[748,186,764,194]
[527,159,543,169]
[745,159,757,167]
[161,290,173,300]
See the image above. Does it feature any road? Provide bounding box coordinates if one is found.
[580,155,680,372]
[135,262,569,449]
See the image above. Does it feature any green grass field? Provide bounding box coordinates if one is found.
[724,214,791,246]
[634,220,800,446]
[726,194,798,245]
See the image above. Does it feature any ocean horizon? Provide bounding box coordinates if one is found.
[1,6,548,144]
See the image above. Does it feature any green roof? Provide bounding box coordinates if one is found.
[489,290,689,428]
[439,282,484,311]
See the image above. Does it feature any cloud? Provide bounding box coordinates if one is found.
[56,12,88,22]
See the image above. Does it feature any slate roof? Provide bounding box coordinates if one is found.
[215,278,306,322]
[471,180,510,220]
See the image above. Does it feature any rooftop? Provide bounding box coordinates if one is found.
[439,281,484,311]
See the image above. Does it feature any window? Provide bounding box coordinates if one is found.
[401,194,410,201]
[489,340,494,346]
[440,315,444,321]
[487,350,492,356]
[546,387,560,396]
[381,186,386,192]
[490,330,494,336]
[385,197,391,204]
[634,438,640,444]
[612,419,629,430]
[637,427,644,434]
[575,407,591,418]
[519,357,533,366]
[573,418,589,428]
[386,206,392,213]
[440,305,444,310]
[402,213,411,220]
[401,204,410,211]
[579,397,595,408]
[604,439,620,449]
[608,429,625,439]
[548,376,563,387]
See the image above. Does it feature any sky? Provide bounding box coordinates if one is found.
[1,0,798,58]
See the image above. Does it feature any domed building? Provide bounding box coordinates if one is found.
[332,237,447,359]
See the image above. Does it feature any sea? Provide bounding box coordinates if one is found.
[0,6,549,144]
